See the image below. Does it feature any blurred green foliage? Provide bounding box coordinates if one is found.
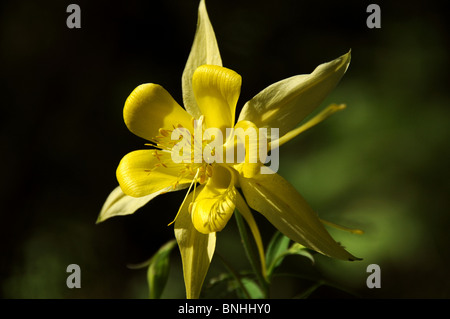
[1,0,449,298]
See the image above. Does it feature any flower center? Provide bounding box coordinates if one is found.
[148,116,214,189]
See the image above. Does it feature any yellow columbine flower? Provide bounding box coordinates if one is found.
[99,0,360,299]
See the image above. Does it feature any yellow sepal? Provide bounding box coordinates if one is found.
[239,171,360,261]
[174,188,216,299]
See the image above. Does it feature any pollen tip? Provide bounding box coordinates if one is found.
[336,103,346,110]
[158,128,171,137]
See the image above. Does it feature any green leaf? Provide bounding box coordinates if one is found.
[236,277,265,299]
[287,243,315,265]
[145,239,177,299]
[265,231,291,276]
[266,235,316,278]
[215,253,252,299]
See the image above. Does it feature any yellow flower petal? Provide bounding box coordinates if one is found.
[116,150,192,197]
[230,120,266,178]
[174,188,216,299]
[97,186,172,223]
[124,83,193,142]
[239,171,360,261]
[182,0,222,119]
[237,51,351,137]
[192,65,241,134]
[191,165,236,234]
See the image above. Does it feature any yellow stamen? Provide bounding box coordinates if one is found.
[206,165,213,177]
[199,173,206,184]
[167,168,200,226]
[158,128,171,137]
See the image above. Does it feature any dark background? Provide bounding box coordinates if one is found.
[1,0,449,298]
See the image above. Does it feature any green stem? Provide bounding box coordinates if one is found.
[234,210,269,298]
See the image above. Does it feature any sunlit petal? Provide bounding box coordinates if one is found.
[229,120,265,178]
[191,165,236,234]
[192,65,241,134]
[124,84,193,141]
[116,150,192,197]
[182,0,222,119]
